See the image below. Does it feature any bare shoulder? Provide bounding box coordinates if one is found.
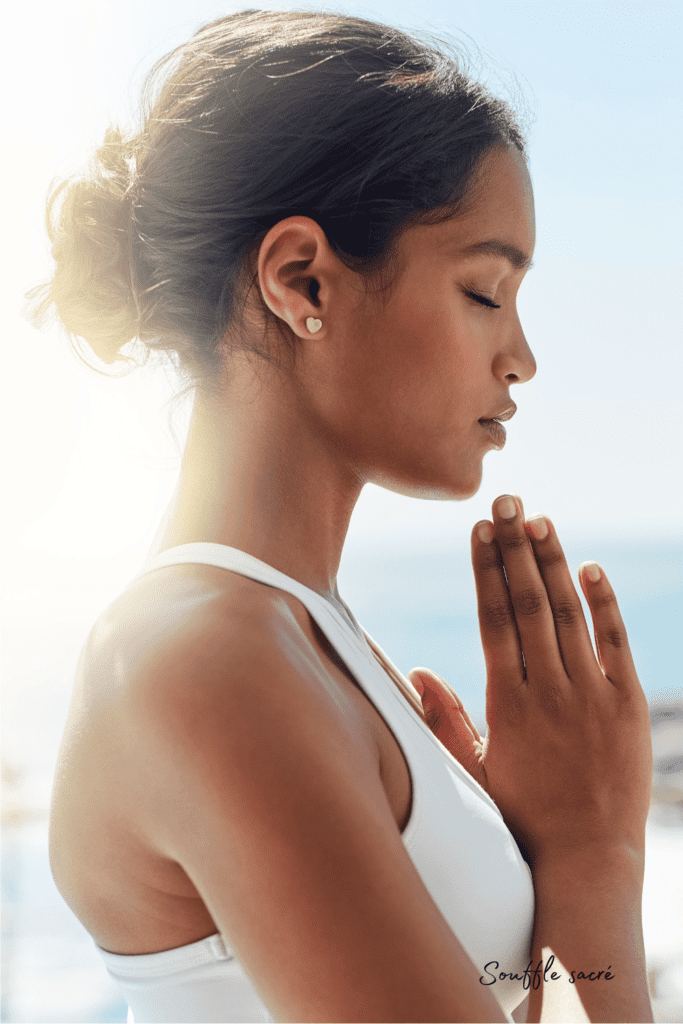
[83,561,372,804]
[76,565,509,1022]
[83,563,317,710]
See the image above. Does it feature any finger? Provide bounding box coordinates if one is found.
[409,667,482,739]
[523,515,599,681]
[432,671,484,743]
[408,668,472,736]
[512,493,526,521]
[491,495,565,681]
[578,562,640,689]
[471,518,525,688]
[410,669,486,784]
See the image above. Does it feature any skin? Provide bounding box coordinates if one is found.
[49,142,654,1022]
[155,143,536,598]
[409,497,654,1023]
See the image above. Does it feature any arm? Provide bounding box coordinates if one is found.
[128,590,511,1023]
[526,846,651,1024]
[408,495,654,1024]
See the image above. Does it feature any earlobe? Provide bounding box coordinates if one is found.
[256,216,330,337]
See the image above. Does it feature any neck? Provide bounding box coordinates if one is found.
[153,354,364,601]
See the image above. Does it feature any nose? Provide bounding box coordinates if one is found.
[493,319,536,385]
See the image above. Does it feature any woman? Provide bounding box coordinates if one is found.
[31,10,654,1023]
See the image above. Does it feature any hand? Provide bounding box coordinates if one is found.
[416,494,653,867]
[406,667,489,794]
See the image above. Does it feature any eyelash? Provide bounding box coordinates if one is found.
[467,291,501,310]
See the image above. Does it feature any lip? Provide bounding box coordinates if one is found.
[478,418,506,449]
[481,402,517,423]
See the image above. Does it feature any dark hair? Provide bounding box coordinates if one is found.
[26,9,529,389]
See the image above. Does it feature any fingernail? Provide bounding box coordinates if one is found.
[477,521,494,543]
[496,495,517,520]
[527,515,548,540]
[582,561,601,583]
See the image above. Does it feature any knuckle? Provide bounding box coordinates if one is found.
[515,587,547,618]
[477,549,501,573]
[600,626,628,650]
[591,588,617,612]
[553,600,583,628]
[426,707,442,732]
[500,531,528,552]
[481,600,511,631]
[537,546,566,567]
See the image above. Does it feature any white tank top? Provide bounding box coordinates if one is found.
[95,543,534,1023]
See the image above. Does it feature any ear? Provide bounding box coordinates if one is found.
[256,216,339,339]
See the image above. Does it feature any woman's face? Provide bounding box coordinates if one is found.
[319,144,537,501]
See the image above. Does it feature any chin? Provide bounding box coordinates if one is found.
[372,463,483,502]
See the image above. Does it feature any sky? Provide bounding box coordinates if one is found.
[1,0,681,615]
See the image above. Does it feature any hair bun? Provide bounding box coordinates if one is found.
[27,126,140,365]
[28,11,528,386]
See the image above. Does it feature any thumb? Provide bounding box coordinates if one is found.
[407,667,449,731]
[406,667,487,788]
[407,668,425,699]
[407,667,464,721]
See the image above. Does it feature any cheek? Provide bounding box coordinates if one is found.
[342,287,486,437]
[381,293,462,391]
[396,310,486,427]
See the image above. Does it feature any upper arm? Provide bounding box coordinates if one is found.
[128,592,508,1024]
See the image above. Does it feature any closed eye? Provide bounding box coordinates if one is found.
[467,291,501,310]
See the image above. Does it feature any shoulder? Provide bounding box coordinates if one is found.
[84,562,313,695]
[81,561,372,798]
[74,568,509,1021]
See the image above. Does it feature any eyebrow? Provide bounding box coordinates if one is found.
[455,239,535,272]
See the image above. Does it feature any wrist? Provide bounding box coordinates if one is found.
[533,840,645,883]
[531,842,646,924]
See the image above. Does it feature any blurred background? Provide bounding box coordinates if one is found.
[1,0,682,1021]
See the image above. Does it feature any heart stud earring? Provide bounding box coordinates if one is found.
[306,317,323,334]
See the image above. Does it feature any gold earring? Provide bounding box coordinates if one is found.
[306,317,322,334]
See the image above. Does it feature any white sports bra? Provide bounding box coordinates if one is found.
[95,543,534,1023]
